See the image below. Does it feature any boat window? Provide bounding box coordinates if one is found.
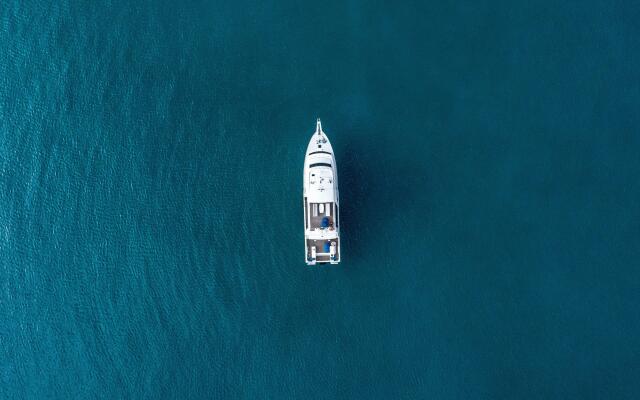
[310,163,332,168]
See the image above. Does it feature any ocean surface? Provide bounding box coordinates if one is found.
[1,1,639,398]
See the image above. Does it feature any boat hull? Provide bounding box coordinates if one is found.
[303,120,340,265]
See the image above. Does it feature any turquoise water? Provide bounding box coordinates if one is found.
[1,1,639,398]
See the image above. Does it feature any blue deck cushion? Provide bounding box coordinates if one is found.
[321,217,329,228]
[324,242,331,253]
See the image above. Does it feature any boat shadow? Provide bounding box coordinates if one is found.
[336,137,379,262]
[336,132,430,266]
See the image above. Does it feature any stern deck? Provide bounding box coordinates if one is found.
[306,238,340,264]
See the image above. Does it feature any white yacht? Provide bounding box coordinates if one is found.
[304,119,341,265]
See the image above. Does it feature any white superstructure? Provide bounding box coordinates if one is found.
[304,119,340,265]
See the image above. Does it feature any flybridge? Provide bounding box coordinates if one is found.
[303,119,341,265]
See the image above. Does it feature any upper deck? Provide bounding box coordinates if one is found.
[306,166,334,203]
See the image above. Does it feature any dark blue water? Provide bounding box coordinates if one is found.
[1,1,639,398]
